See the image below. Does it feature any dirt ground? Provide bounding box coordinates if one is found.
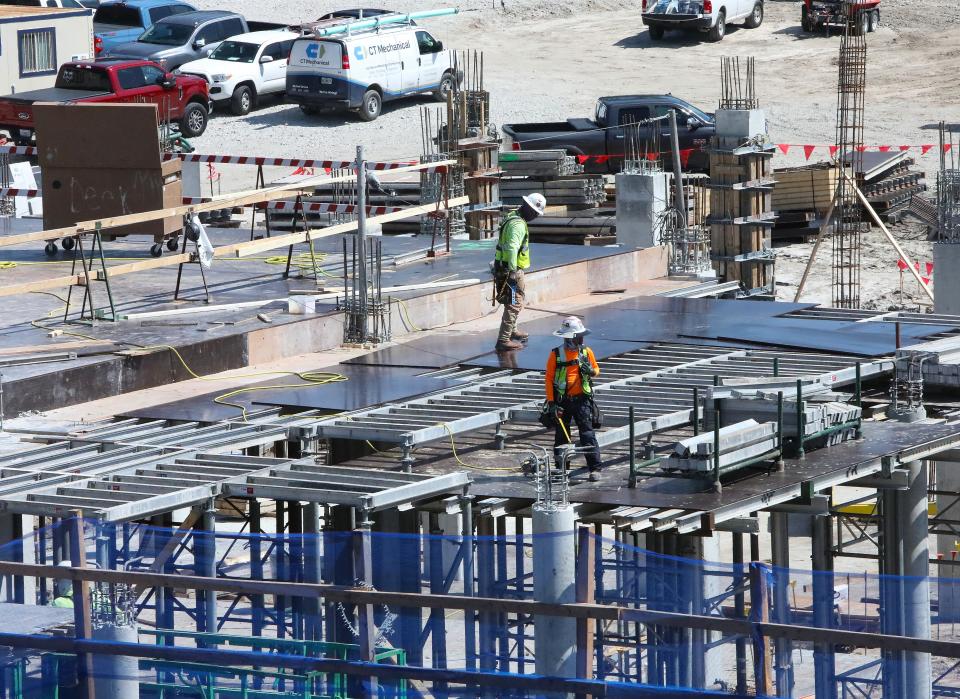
[184,0,960,309]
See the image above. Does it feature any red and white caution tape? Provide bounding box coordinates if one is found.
[0,187,39,197]
[261,201,403,215]
[162,152,430,171]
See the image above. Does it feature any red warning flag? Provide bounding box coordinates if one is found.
[926,262,935,275]
[829,145,839,157]
[921,145,934,155]
[803,145,816,160]
[778,144,790,155]
[896,259,909,272]
[878,145,891,152]
[899,145,911,151]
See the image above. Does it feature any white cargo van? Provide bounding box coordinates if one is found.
[286,23,455,121]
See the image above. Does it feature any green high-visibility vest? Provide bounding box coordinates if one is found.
[494,211,530,270]
[552,347,593,399]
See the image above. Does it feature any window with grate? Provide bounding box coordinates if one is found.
[19,29,57,76]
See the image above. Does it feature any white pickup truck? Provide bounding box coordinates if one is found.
[179,28,301,115]
[641,0,764,42]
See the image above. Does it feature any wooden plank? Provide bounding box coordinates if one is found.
[0,273,83,299]
[0,196,469,297]
[0,160,454,249]
[231,196,470,258]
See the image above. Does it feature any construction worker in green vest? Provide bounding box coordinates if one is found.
[545,316,602,481]
[51,567,74,608]
[493,193,547,352]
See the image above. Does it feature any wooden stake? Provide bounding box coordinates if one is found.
[842,169,935,303]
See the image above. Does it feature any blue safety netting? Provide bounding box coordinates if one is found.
[0,517,955,698]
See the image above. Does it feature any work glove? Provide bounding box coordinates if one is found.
[507,269,519,282]
[546,401,557,418]
[579,359,595,377]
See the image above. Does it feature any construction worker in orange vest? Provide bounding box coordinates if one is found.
[545,316,602,481]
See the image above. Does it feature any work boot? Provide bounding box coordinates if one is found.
[495,339,524,352]
[588,470,600,482]
[511,329,529,342]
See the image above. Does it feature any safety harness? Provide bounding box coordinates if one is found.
[552,347,593,400]
[494,211,530,270]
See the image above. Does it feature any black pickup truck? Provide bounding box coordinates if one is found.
[501,95,715,174]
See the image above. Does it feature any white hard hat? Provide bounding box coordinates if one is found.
[522,192,547,216]
[553,316,590,339]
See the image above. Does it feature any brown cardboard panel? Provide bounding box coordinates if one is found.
[34,102,161,169]
[35,103,181,238]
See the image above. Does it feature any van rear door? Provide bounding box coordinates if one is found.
[286,38,346,104]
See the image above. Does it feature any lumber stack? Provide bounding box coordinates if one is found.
[771,164,837,241]
[499,150,583,178]
[500,176,606,207]
[526,215,616,246]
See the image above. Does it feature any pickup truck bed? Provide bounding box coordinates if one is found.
[2,88,111,104]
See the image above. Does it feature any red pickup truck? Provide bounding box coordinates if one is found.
[0,59,210,145]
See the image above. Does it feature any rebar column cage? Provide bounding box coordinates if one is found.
[342,235,391,345]
[719,56,758,111]
[937,123,960,243]
[832,5,867,309]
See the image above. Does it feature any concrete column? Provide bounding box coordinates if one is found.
[199,500,217,638]
[249,499,265,638]
[900,461,932,699]
[302,502,321,641]
[935,459,960,621]
[811,512,837,699]
[460,494,477,671]
[615,172,668,248]
[934,244,960,315]
[881,485,906,698]
[770,512,794,697]
[92,624,139,699]
[532,504,577,693]
[675,534,726,690]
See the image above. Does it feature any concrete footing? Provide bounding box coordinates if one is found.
[615,172,668,248]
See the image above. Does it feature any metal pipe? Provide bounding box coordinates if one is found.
[795,379,804,457]
[668,110,687,217]
[812,511,837,699]
[628,405,637,489]
[692,387,699,436]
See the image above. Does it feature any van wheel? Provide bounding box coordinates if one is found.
[433,72,454,102]
[708,10,725,41]
[230,86,254,116]
[648,25,665,39]
[179,102,208,137]
[299,104,320,116]
[745,1,763,28]
[867,9,878,32]
[358,89,382,122]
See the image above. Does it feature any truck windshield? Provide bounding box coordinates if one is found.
[55,66,112,91]
[210,40,258,62]
[139,22,193,45]
[93,5,142,27]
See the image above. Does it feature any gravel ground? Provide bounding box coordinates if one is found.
[183,0,960,308]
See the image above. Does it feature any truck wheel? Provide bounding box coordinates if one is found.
[648,25,665,40]
[433,72,455,103]
[299,104,320,116]
[868,9,878,32]
[179,103,208,138]
[358,89,382,122]
[852,9,868,35]
[231,86,254,116]
[708,10,725,41]
[745,1,763,28]
[801,6,815,31]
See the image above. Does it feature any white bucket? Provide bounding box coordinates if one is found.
[287,296,316,315]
